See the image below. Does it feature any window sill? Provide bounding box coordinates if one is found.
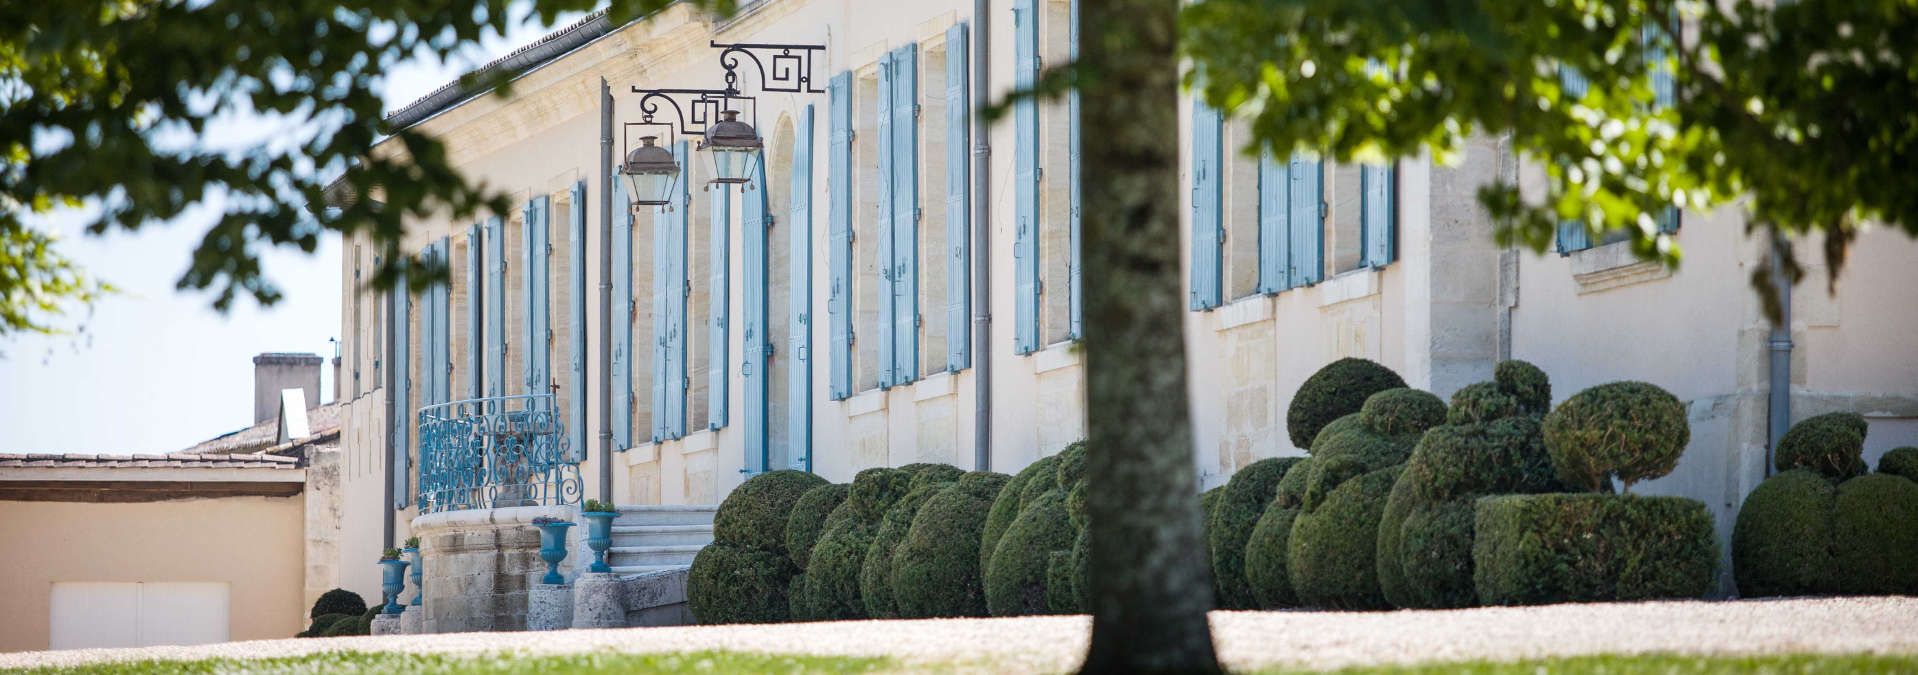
[623,443,658,465]
[1318,267,1383,308]
[1033,342,1081,374]
[1569,240,1669,294]
[1214,295,1273,331]
[914,371,956,402]
[848,388,887,417]
[675,429,717,455]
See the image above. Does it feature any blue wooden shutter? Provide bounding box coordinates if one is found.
[1556,66,1595,254]
[790,105,816,470]
[663,141,691,439]
[1257,153,1291,293]
[524,196,552,401]
[876,51,897,389]
[741,152,769,473]
[612,176,634,448]
[1189,99,1223,310]
[649,172,669,443]
[467,223,484,400]
[1012,0,1040,354]
[827,73,854,400]
[945,24,972,371]
[891,44,920,385]
[391,279,409,509]
[709,183,730,431]
[1360,164,1395,267]
[483,216,505,400]
[569,182,588,459]
[1067,0,1083,339]
[1289,155,1325,287]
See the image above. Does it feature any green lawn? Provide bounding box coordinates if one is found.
[10,650,1916,674]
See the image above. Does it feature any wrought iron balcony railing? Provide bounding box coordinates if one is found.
[417,393,581,514]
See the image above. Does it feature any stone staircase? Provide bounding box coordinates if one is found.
[606,505,716,576]
[561,504,717,629]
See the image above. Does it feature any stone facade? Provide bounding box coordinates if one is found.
[413,505,572,634]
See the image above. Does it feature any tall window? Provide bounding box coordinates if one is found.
[853,65,883,393]
[1223,119,1261,300]
[1038,0,1075,346]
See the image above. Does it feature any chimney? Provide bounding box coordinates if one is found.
[254,352,323,424]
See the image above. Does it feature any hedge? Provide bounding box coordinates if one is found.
[861,480,954,618]
[1474,494,1716,605]
[1287,358,1407,449]
[1732,469,1837,597]
[982,453,1060,572]
[713,470,829,556]
[785,483,849,569]
[310,588,366,620]
[1392,500,1478,608]
[892,473,1010,618]
[985,489,1075,616]
[1774,412,1870,480]
[1208,457,1302,609]
[1830,473,1918,595]
[1541,381,1689,491]
[1287,466,1403,609]
[688,543,800,624]
[1882,447,1918,482]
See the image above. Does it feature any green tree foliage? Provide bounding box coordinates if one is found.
[1182,0,1918,318]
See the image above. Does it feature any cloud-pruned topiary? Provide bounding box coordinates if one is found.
[1208,457,1303,609]
[1495,360,1551,415]
[1361,389,1448,438]
[713,470,829,557]
[1243,457,1311,608]
[900,462,967,489]
[1541,381,1689,491]
[847,467,912,521]
[982,454,1061,573]
[985,489,1076,616]
[1774,412,1870,480]
[310,588,366,620]
[1881,447,1918,482]
[1287,358,1408,449]
[892,471,1011,618]
[1287,466,1404,609]
[1446,382,1520,425]
[688,543,800,624]
[1732,469,1837,597]
[1474,493,1717,605]
[785,483,849,569]
[861,480,954,618]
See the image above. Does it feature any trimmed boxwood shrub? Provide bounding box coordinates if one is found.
[1392,500,1478,608]
[1243,497,1303,608]
[1361,388,1448,438]
[688,543,799,624]
[1201,485,1224,603]
[798,510,876,621]
[985,489,1075,616]
[1541,381,1689,491]
[1208,457,1302,609]
[1045,551,1078,614]
[1069,528,1089,612]
[1287,466,1404,609]
[315,613,361,637]
[1496,360,1551,415]
[1473,493,1717,605]
[713,470,829,556]
[892,472,1011,618]
[861,480,954,618]
[1882,447,1918,482]
[786,483,849,569]
[1373,478,1418,606]
[847,467,912,521]
[1732,469,1837,597]
[1287,358,1407,449]
[1055,441,1089,487]
[900,462,966,489]
[1831,473,1918,595]
[787,573,811,621]
[982,454,1060,572]
[1446,382,1519,426]
[1775,412,1870,479]
[311,588,367,620]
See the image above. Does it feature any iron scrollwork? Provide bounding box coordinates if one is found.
[417,393,581,514]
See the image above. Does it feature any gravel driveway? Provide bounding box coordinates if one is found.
[4,597,1915,672]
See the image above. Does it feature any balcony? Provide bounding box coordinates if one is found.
[416,394,580,514]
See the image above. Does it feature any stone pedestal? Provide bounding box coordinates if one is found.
[371,614,402,636]
[528,583,574,631]
[412,504,574,634]
[399,605,423,635]
[571,573,625,629]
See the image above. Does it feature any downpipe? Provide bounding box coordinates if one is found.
[971,0,993,472]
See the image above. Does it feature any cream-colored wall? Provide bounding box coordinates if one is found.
[336,390,403,604]
[0,496,305,651]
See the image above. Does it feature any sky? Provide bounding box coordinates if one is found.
[0,8,576,454]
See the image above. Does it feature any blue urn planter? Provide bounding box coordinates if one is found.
[581,510,619,574]
[534,520,575,585]
[378,558,409,615]
[403,546,423,606]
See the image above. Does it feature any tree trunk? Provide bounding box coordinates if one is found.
[1078,0,1221,672]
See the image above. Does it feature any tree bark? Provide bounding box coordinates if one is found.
[1078,0,1221,672]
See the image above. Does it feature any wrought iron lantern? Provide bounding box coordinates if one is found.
[699,110,762,185]
[620,135,680,206]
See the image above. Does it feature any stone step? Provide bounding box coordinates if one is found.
[608,544,704,567]
[609,564,689,577]
[613,504,718,526]
[610,524,714,547]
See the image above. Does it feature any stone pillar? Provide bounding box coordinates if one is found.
[571,573,626,629]
[371,614,402,636]
[528,583,574,631]
[412,504,573,634]
[399,605,423,635]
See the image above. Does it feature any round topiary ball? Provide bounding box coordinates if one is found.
[1881,447,1918,483]
[1208,457,1303,609]
[785,483,849,569]
[1054,441,1089,487]
[714,470,829,555]
[1447,382,1521,425]
[1288,358,1407,450]
[1495,360,1552,415]
[900,463,966,490]
[893,479,1003,619]
[1731,469,1837,598]
[1360,388,1447,438]
[1309,416,1416,474]
[982,454,1061,572]
[861,481,953,618]
[985,490,1076,617]
[848,468,913,521]
[687,542,800,624]
[1541,381,1690,491]
[1831,473,1918,595]
[310,588,367,619]
[1274,457,1313,509]
[1775,412,1870,480]
[954,471,1012,501]
[1287,466,1403,609]
[1243,498,1303,608]
[800,512,876,620]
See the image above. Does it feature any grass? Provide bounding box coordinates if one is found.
[9,650,1916,674]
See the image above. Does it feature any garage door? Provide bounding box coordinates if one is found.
[49,582,229,650]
